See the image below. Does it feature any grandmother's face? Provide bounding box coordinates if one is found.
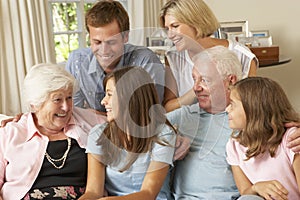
[34,88,73,134]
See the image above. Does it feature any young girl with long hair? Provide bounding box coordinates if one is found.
[226,77,300,200]
[79,66,177,200]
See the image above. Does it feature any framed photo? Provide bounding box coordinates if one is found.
[146,37,165,47]
[226,32,247,41]
[249,30,270,37]
[216,20,249,39]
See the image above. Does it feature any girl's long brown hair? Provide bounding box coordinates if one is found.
[231,77,299,160]
[98,67,176,171]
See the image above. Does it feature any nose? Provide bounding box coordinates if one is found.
[101,95,108,106]
[61,100,72,111]
[225,104,231,113]
[97,42,110,54]
[193,80,205,92]
[167,29,176,39]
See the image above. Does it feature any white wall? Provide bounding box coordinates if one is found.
[205,0,300,112]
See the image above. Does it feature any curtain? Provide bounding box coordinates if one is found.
[128,0,167,46]
[0,0,55,115]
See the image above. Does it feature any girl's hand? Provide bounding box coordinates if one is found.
[252,180,288,200]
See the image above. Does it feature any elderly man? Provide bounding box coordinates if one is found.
[167,46,243,199]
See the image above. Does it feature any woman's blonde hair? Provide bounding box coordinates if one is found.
[231,77,299,160]
[160,0,219,38]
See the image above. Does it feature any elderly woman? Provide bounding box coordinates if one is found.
[0,63,106,200]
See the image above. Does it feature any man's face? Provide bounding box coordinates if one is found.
[192,60,231,114]
[88,19,128,73]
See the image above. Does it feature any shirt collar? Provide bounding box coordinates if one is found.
[190,103,227,115]
[88,54,101,75]
[25,113,45,141]
[87,46,126,75]
[25,112,79,142]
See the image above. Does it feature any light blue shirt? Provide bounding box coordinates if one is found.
[66,44,165,112]
[86,122,176,199]
[167,104,239,200]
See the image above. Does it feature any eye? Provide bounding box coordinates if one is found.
[53,98,61,103]
[171,24,179,28]
[92,40,101,45]
[202,78,212,85]
[106,40,117,46]
[107,92,112,97]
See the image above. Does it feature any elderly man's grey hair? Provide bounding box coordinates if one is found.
[192,45,243,81]
[22,63,78,112]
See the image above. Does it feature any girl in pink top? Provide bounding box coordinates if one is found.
[225,77,300,200]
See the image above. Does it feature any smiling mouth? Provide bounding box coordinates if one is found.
[172,38,181,45]
[106,108,112,112]
[99,54,114,60]
[55,113,67,117]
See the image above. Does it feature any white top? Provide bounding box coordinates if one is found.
[166,39,258,96]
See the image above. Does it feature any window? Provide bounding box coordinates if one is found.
[48,0,128,63]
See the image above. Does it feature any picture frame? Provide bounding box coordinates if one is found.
[249,30,270,37]
[216,20,249,39]
[226,32,247,41]
[146,37,165,47]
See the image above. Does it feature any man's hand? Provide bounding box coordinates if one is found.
[286,122,300,152]
[174,135,190,160]
[0,113,23,127]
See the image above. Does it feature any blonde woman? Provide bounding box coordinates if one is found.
[160,0,258,112]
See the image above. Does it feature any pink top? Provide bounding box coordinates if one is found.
[0,107,106,200]
[226,127,300,199]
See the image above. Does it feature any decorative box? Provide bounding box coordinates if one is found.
[249,45,279,66]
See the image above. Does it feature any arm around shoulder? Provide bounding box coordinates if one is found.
[248,59,258,77]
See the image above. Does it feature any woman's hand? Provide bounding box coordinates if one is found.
[252,180,288,200]
[285,122,300,152]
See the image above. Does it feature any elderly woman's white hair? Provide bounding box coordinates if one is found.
[22,63,78,112]
[192,45,243,81]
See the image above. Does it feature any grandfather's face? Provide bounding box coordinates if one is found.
[89,19,128,73]
[33,88,73,134]
[192,60,231,114]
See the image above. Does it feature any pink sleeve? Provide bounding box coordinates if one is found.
[0,128,7,189]
[226,138,240,166]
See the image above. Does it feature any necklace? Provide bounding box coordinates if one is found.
[44,137,71,169]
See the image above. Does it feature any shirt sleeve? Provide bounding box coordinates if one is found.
[166,108,182,129]
[151,125,176,166]
[65,51,85,108]
[86,123,107,155]
[0,128,6,189]
[226,138,240,166]
[133,48,165,104]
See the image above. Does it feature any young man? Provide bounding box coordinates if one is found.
[66,0,165,113]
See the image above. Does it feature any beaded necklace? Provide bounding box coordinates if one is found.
[44,137,71,169]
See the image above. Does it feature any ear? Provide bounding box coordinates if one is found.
[122,31,129,43]
[30,104,38,113]
[228,74,238,86]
